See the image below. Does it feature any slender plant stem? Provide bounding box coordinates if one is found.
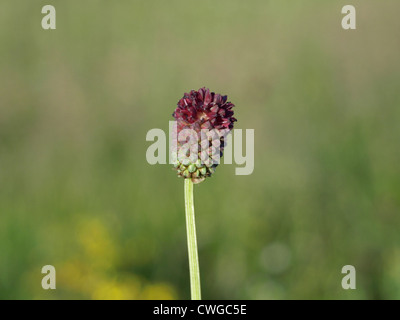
[184,178,201,300]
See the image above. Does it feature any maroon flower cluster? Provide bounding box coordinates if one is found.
[172,88,237,183]
[173,88,236,132]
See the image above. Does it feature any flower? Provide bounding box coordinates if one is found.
[172,87,237,183]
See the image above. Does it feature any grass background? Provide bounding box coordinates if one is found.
[1,0,400,299]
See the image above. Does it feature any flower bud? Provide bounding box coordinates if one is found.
[172,88,236,184]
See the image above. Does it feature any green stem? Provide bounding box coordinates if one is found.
[184,178,201,300]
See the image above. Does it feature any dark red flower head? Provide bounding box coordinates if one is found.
[172,88,237,184]
[173,87,237,132]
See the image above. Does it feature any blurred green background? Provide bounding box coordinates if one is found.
[1,0,400,300]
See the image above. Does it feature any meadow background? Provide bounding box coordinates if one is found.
[1,0,400,299]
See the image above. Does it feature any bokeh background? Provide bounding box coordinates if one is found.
[1,0,399,300]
